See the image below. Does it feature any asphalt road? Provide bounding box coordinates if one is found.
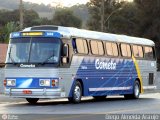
[0,93,160,120]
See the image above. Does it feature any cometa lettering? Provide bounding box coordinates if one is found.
[95,59,116,70]
[20,64,36,68]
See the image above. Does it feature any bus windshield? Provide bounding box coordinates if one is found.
[6,37,61,64]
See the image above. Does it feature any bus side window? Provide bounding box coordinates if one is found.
[138,46,144,58]
[121,44,131,57]
[90,40,104,55]
[97,41,104,55]
[75,38,88,54]
[90,41,98,55]
[106,42,113,56]
[105,42,118,56]
[144,46,154,59]
[112,43,118,56]
[133,45,144,58]
[72,38,77,53]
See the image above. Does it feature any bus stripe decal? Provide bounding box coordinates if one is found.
[89,86,132,91]
[132,56,144,93]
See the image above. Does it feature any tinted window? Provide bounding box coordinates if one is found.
[90,41,98,55]
[76,39,88,54]
[97,41,104,55]
[121,44,131,57]
[112,43,118,56]
[138,46,143,58]
[144,46,154,59]
[90,40,104,55]
[133,45,143,58]
[105,42,118,56]
[105,42,112,56]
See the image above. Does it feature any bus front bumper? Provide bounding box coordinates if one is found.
[4,88,66,99]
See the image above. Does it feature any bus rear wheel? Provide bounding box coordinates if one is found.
[26,98,39,104]
[68,81,82,104]
[124,80,140,99]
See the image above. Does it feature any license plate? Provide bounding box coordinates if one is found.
[23,90,32,94]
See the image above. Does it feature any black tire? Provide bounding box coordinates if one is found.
[68,81,82,103]
[124,80,140,99]
[26,98,39,104]
[93,96,107,101]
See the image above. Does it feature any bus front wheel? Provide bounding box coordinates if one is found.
[68,81,82,103]
[124,80,140,99]
[26,98,39,104]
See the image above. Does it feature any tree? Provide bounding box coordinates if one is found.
[134,0,160,69]
[23,9,40,27]
[87,0,124,32]
[0,9,41,29]
[107,2,139,36]
[134,0,160,41]
[41,18,52,25]
[52,9,82,28]
[70,4,89,28]
[0,10,19,27]
[1,22,19,43]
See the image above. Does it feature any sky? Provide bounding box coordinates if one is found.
[23,0,90,7]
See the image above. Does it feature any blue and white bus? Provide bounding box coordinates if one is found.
[4,25,157,104]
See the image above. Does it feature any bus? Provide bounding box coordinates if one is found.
[4,25,157,104]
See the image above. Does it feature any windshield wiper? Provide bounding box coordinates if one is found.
[7,47,16,65]
[39,53,55,65]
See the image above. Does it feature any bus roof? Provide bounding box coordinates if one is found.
[23,25,155,46]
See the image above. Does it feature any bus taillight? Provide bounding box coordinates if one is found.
[52,79,58,87]
[3,80,7,87]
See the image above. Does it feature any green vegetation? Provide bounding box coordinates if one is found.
[87,0,160,44]
[0,1,88,43]
[52,9,82,28]
[2,22,19,43]
[87,0,160,68]
[0,0,160,48]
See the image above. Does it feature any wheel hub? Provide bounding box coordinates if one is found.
[74,86,81,100]
[135,84,139,97]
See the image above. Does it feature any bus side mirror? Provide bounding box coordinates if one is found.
[62,44,69,64]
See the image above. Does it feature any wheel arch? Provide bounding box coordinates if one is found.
[135,78,142,93]
[69,78,84,97]
[76,79,84,96]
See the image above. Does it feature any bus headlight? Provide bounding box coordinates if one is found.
[39,79,50,86]
[7,79,16,86]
